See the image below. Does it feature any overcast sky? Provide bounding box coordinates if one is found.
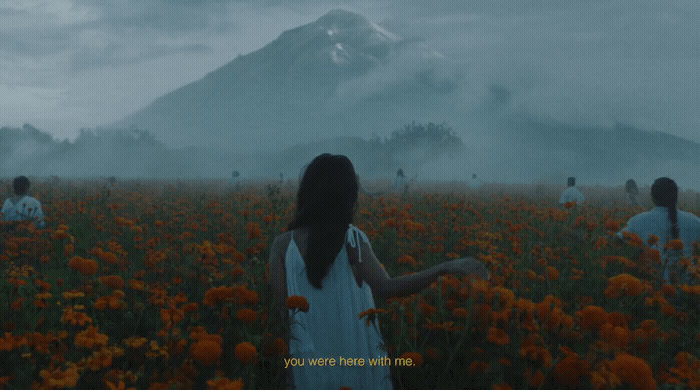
[1,0,698,143]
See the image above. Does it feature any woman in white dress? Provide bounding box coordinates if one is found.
[268,154,489,390]
[1,176,46,228]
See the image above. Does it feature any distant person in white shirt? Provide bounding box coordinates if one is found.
[229,170,241,191]
[625,179,640,206]
[392,168,407,193]
[467,173,483,189]
[1,176,46,228]
[559,177,584,205]
[616,177,700,283]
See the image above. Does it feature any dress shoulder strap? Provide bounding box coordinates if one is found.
[346,225,369,263]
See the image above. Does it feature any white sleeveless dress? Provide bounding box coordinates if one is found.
[285,225,393,390]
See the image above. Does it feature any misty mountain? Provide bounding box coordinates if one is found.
[112,9,456,151]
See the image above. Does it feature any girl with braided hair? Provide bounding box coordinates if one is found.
[617,177,700,283]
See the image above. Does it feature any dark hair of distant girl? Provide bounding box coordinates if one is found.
[625,179,638,194]
[288,154,359,289]
[13,176,30,195]
[651,177,678,239]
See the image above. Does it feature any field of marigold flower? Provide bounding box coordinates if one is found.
[0,179,698,389]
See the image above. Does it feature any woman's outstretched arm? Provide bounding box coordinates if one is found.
[353,239,489,299]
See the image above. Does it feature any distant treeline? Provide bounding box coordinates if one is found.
[0,122,463,179]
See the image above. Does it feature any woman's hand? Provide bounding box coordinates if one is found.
[442,257,490,280]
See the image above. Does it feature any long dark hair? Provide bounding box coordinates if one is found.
[625,179,638,194]
[13,176,30,195]
[288,154,359,289]
[651,177,679,239]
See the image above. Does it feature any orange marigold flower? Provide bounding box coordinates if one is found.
[468,360,489,374]
[234,342,257,364]
[604,219,621,231]
[207,377,244,390]
[124,336,149,349]
[264,336,288,357]
[520,345,552,368]
[399,351,423,367]
[621,231,645,247]
[604,273,645,298]
[190,338,223,366]
[285,295,309,312]
[525,368,545,387]
[68,256,98,276]
[487,327,510,346]
[665,239,684,251]
[425,347,440,360]
[236,308,258,323]
[680,284,700,295]
[99,251,120,265]
[182,302,199,313]
[160,307,185,325]
[51,229,70,240]
[60,307,93,326]
[39,363,80,388]
[546,266,559,281]
[526,270,537,280]
[246,222,262,239]
[608,353,656,390]
[202,286,236,306]
[492,383,512,390]
[646,234,659,246]
[75,325,109,349]
[99,275,125,289]
[577,305,607,332]
[661,284,677,297]
[62,291,85,299]
[397,255,417,266]
[551,348,589,388]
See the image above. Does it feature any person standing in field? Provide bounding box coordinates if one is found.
[268,154,489,390]
[467,173,483,189]
[1,176,46,228]
[625,179,640,206]
[229,170,241,191]
[616,177,700,283]
[392,168,407,193]
[559,177,584,206]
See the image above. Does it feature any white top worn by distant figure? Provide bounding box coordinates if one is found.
[392,169,406,192]
[467,173,483,189]
[229,170,241,190]
[618,207,700,283]
[559,187,585,204]
[285,226,392,390]
[559,177,584,205]
[1,196,45,226]
[2,176,46,228]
